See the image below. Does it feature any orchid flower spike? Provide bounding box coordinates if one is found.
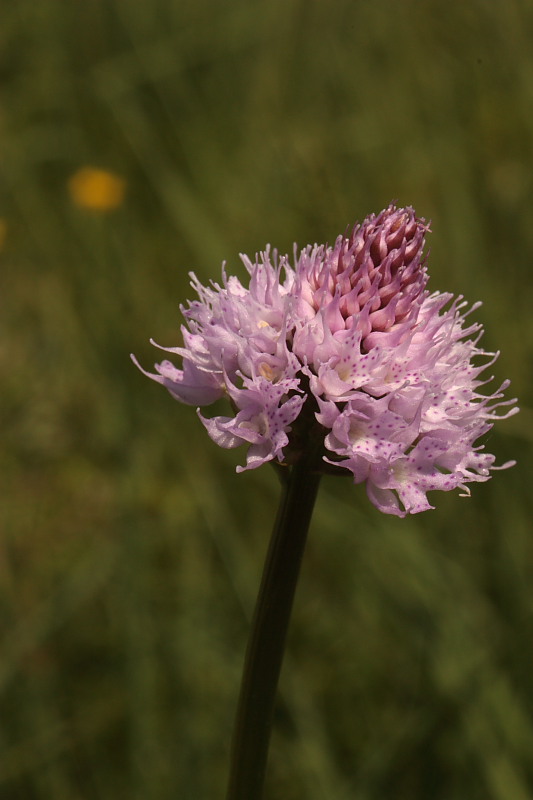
[133,204,518,516]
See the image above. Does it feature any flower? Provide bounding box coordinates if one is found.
[68,167,126,211]
[133,204,518,516]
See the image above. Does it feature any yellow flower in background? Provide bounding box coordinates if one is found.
[68,167,126,212]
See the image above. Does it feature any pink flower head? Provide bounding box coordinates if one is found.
[133,204,518,516]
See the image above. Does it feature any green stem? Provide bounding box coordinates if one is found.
[225,457,322,800]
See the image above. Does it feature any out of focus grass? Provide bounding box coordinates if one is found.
[1,1,532,798]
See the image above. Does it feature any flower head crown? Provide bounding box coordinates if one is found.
[133,204,517,516]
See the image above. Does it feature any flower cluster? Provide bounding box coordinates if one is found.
[133,204,517,516]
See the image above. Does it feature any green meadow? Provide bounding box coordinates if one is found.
[1,1,532,798]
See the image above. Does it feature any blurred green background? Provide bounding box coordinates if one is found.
[1,1,532,798]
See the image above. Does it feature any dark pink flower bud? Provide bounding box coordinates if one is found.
[294,204,429,350]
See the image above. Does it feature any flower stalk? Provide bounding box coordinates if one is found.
[225,452,322,800]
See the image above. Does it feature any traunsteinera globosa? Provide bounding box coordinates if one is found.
[133,204,518,516]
